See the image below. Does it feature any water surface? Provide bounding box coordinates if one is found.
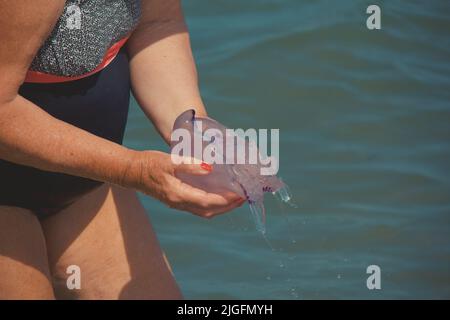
[123,0,450,299]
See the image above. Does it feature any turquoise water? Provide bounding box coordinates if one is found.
[124,0,450,299]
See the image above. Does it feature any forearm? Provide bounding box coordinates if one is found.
[0,2,140,188]
[0,95,139,188]
[127,2,206,143]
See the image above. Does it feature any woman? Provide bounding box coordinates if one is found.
[0,0,244,299]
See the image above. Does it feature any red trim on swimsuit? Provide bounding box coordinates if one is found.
[24,35,130,83]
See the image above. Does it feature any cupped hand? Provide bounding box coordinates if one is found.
[127,150,245,218]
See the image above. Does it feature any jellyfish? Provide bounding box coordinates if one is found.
[170,109,293,234]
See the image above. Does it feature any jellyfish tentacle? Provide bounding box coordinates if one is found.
[249,200,266,235]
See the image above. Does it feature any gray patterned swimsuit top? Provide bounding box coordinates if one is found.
[30,0,141,77]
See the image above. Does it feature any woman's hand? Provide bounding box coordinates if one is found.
[127,150,245,218]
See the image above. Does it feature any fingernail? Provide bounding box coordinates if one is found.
[201,162,213,172]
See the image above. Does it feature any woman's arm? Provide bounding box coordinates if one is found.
[0,0,139,187]
[0,1,242,217]
[127,0,206,143]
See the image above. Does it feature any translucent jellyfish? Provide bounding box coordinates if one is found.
[170,109,293,234]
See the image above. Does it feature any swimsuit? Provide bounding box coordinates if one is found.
[0,0,141,218]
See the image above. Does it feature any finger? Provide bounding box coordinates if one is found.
[201,197,247,218]
[172,156,213,176]
[217,191,245,203]
[182,186,244,209]
[187,190,246,217]
[170,177,230,208]
[175,162,212,176]
[167,177,245,214]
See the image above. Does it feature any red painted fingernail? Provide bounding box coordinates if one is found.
[201,162,213,172]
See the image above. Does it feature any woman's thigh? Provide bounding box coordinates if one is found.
[41,183,182,299]
[0,206,55,299]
